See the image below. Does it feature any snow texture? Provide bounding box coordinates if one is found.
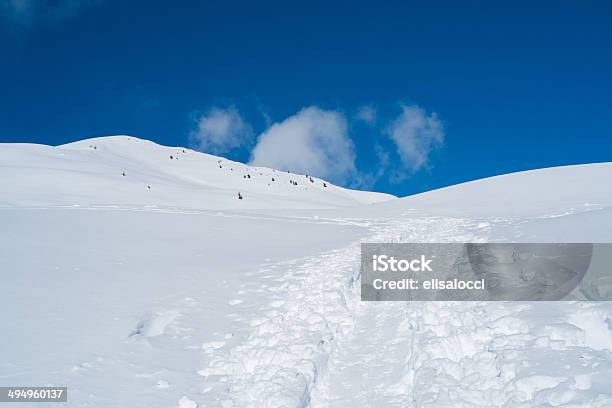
[1,136,611,407]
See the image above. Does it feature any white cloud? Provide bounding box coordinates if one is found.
[250,106,356,184]
[190,106,253,154]
[1,0,101,27]
[386,105,444,173]
[355,105,377,125]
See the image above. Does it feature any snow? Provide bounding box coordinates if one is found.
[1,136,611,407]
[178,396,198,408]
[359,162,612,219]
[0,136,393,210]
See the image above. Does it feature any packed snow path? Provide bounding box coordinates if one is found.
[200,216,612,408]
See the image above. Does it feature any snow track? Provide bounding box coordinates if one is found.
[197,216,491,407]
[314,299,612,407]
[200,215,612,408]
[198,234,363,407]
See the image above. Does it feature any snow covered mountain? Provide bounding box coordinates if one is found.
[1,137,611,408]
[0,136,393,209]
[361,162,612,218]
[340,162,612,242]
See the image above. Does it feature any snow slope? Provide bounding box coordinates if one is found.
[1,137,611,408]
[309,163,612,408]
[0,136,393,210]
[339,162,612,220]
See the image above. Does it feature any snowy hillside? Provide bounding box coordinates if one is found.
[365,162,612,219]
[1,139,612,408]
[0,136,393,209]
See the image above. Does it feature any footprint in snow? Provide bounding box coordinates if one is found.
[201,341,225,352]
[129,310,180,338]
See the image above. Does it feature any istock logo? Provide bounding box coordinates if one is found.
[372,254,433,272]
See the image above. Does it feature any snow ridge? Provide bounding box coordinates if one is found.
[0,136,394,210]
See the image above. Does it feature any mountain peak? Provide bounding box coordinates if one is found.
[1,136,395,209]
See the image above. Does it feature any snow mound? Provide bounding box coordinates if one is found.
[0,135,394,209]
[361,162,612,218]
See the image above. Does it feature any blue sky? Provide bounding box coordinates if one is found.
[1,0,611,196]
